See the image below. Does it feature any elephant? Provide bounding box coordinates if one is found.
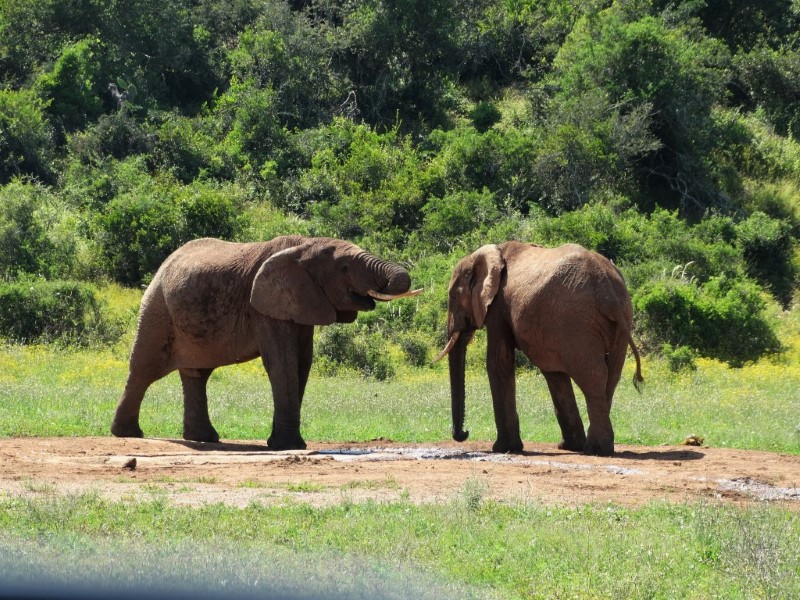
[111,235,420,450]
[435,241,642,456]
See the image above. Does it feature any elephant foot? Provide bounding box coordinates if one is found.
[583,437,614,456]
[183,426,220,444]
[267,431,307,451]
[558,434,587,452]
[111,420,144,438]
[492,438,524,454]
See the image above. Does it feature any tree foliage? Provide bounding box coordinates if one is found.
[0,0,798,366]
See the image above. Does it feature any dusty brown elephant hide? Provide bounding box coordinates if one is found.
[437,241,642,456]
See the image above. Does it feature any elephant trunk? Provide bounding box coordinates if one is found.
[448,332,470,442]
[361,253,418,299]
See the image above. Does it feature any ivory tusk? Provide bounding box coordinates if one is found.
[367,288,424,301]
[432,331,460,364]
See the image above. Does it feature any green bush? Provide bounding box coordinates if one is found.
[97,191,181,286]
[67,112,153,163]
[468,102,502,132]
[96,180,246,286]
[152,113,217,183]
[661,343,697,373]
[398,332,431,368]
[34,37,105,133]
[735,47,800,138]
[316,325,396,380]
[0,182,55,279]
[426,127,539,215]
[633,276,781,366]
[550,9,730,211]
[0,88,54,184]
[735,211,796,307]
[417,189,500,252]
[0,280,122,344]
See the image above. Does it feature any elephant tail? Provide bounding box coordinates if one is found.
[625,329,644,393]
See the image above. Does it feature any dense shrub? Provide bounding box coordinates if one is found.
[661,343,697,373]
[398,332,432,368]
[735,211,797,307]
[287,120,427,248]
[34,37,105,133]
[0,181,85,280]
[152,114,217,183]
[426,127,539,214]
[67,112,153,164]
[633,276,781,366]
[468,102,502,132]
[0,182,55,279]
[95,180,245,286]
[416,190,501,252]
[212,81,289,178]
[0,280,122,344]
[0,89,54,184]
[550,8,730,212]
[228,12,344,130]
[736,47,800,138]
[316,325,396,380]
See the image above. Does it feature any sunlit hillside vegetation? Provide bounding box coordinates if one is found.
[1,0,799,373]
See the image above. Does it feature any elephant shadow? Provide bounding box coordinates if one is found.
[513,448,705,461]
[608,448,705,461]
[164,439,270,452]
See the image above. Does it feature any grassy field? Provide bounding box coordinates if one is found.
[1,342,799,454]
[1,314,799,598]
[1,491,798,598]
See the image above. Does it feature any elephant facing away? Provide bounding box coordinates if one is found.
[436,241,642,456]
[111,235,420,450]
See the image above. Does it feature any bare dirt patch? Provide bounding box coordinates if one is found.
[1,437,799,508]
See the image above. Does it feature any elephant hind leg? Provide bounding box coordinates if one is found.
[543,371,586,452]
[111,360,172,438]
[180,368,219,443]
[571,359,615,456]
[111,319,175,438]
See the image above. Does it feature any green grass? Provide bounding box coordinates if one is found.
[1,343,798,454]
[1,330,799,598]
[0,493,797,599]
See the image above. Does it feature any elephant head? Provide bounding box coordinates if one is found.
[250,238,420,326]
[435,244,504,442]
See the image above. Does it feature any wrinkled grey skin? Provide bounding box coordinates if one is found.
[111,236,412,450]
[439,242,642,457]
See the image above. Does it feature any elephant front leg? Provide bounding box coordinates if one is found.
[260,322,310,451]
[180,368,219,443]
[487,326,523,454]
[542,371,586,452]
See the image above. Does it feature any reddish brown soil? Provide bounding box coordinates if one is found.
[1,437,798,508]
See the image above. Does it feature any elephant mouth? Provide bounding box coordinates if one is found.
[349,291,377,311]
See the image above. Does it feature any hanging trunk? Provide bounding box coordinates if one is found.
[449,333,470,442]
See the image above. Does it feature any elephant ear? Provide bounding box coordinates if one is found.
[250,246,337,326]
[470,244,504,329]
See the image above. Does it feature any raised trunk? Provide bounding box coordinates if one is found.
[362,253,411,295]
[449,333,470,442]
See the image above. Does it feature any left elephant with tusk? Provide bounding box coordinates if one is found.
[111,235,421,451]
